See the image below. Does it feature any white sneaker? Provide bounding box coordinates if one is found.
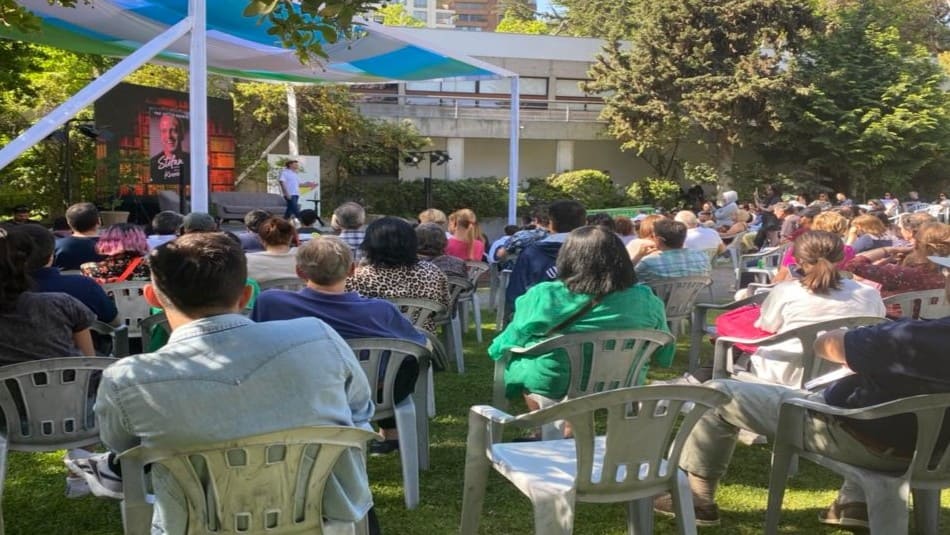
[65,474,91,498]
[64,449,123,499]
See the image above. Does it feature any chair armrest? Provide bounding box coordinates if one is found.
[780,394,950,421]
[470,405,516,425]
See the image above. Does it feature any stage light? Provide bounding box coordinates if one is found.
[404,153,423,166]
[430,151,451,165]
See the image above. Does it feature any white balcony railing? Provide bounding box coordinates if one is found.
[351,92,607,123]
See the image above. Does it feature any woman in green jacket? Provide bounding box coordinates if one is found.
[488,225,674,410]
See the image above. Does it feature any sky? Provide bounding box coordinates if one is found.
[536,0,555,14]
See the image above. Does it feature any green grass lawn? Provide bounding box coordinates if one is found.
[5,311,948,534]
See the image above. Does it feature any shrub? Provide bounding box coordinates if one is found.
[326,177,516,219]
[626,177,683,210]
[548,169,627,209]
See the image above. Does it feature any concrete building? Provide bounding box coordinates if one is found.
[353,29,687,188]
[394,0,456,28]
[448,0,501,31]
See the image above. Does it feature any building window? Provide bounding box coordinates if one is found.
[413,0,428,7]
[457,13,486,22]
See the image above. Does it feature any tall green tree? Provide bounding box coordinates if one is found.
[585,0,818,189]
[549,0,636,37]
[762,6,950,197]
[375,3,425,27]
[496,9,550,34]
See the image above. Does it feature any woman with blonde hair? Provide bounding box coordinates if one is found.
[845,214,892,253]
[718,208,751,237]
[446,208,485,261]
[772,210,854,283]
[843,221,950,296]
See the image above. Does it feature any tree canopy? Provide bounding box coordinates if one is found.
[375,3,425,28]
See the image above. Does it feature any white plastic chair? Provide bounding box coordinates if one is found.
[644,276,712,335]
[0,357,116,534]
[346,338,431,509]
[119,425,378,535]
[257,277,306,291]
[734,244,789,290]
[89,320,130,357]
[435,276,473,374]
[139,311,171,352]
[461,385,731,535]
[388,297,447,418]
[765,393,950,535]
[712,316,885,388]
[883,289,950,320]
[492,329,675,418]
[459,260,489,343]
[687,292,770,373]
[103,280,150,338]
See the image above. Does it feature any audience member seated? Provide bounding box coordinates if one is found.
[614,215,636,245]
[496,208,550,265]
[237,209,270,252]
[0,226,95,363]
[418,208,449,236]
[446,208,485,261]
[489,226,674,423]
[506,200,587,317]
[346,217,448,332]
[718,208,751,236]
[67,232,375,531]
[625,213,663,262]
[80,223,151,284]
[333,202,367,264]
[146,210,182,249]
[717,231,885,386]
[178,212,218,234]
[416,223,467,277]
[245,216,298,284]
[655,260,950,528]
[488,224,518,264]
[845,214,892,253]
[9,204,38,225]
[676,210,724,255]
[633,219,712,284]
[842,221,949,296]
[54,202,104,270]
[586,212,616,232]
[713,190,739,227]
[772,211,854,284]
[17,224,117,324]
[252,236,424,455]
[296,208,322,240]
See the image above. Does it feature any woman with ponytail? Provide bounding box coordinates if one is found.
[742,231,885,386]
[0,226,96,363]
[446,208,485,261]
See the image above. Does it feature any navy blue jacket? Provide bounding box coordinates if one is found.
[31,267,118,323]
[504,239,563,317]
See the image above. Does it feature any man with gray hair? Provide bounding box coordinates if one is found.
[676,210,724,255]
[251,235,425,455]
[332,202,367,263]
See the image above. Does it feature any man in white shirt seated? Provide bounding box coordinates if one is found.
[676,210,724,256]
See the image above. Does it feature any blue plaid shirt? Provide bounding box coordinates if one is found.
[634,248,711,284]
[339,229,365,264]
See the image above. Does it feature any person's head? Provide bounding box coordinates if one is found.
[12,205,30,223]
[811,211,848,236]
[547,200,587,233]
[96,223,148,257]
[836,192,848,202]
[146,232,249,317]
[503,224,518,236]
[158,114,182,156]
[333,202,366,231]
[733,209,751,224]
[721,190,738,204]
[868,199,884,212]
[850,214,887,237]
[416,223,449,257]
[940,192,948,202]
[180,212,218,234]
[884,192,892,200]
[298,209,318,227]
[614,216,635,236]
[448,209,481,253]
[587,213,616,232]
[766,184,780,196]
[257,217,295,248]
[909,191,919,201]
[818,192,830,203]
[701,201,714,212]
[417,208,448,230]
[772,201,791,218]
[15,224,55,271]
[244,209,271,233]
[361,217,418,268]
[904,222,950,270]
[898,212,937,242]
[556,225,636,298]
[65,202,100,233]
[792,230,845,294]
[151,211,183,236]
[0,227,32,311]
[800,205,822,227]
[530,207,550,227]
[296,236,352,286]
[638,214,664,239]
[652,218,687,249]
[285,159,299,171]
[674,210,699,229]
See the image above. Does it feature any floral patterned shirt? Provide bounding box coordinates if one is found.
[80,252,150,283]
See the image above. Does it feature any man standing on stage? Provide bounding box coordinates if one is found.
[279,159,302,221]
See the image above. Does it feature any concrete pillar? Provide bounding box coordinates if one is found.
[447,137,465,179]
[556,140,574,173]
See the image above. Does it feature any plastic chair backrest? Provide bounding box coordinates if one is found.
[103,281,150,338]
[346,338,429,421]
[510,329,675,398]
[119,426,377,535]
[645,276,713,323]
[89,320,129,357]
[257,277,306,292]
[140,312,171,352]
[0,357,116,452]
[436,276,474,322]
[464,261,490,285]
[387,297,446,329]
[883,289,950,320]
[523,385,730,501]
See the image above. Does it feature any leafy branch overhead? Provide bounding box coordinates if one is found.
[243,0,377,65]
